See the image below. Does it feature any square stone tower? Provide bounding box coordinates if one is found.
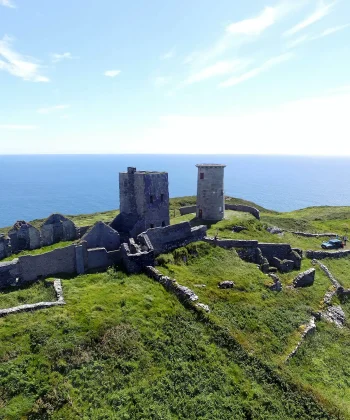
[116,167,170,236]
[196,164,226,221]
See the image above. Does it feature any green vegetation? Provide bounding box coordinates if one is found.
[2,196,350,418]
[0,269,334,419]
[0,280,56,309]
[1,242,74,262]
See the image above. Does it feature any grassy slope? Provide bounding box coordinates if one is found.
[0,270,331,419]
[157,243,350,419]
[2,196,350,418]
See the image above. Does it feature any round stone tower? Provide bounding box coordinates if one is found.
[196,164,226,221]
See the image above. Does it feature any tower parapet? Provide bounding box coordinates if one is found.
[196,164,226,221]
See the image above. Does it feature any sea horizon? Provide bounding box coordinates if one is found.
[1,154,350,228]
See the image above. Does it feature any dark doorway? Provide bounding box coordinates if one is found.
[198,209,203,219]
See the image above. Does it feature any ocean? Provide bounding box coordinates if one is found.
[0,154,349,228]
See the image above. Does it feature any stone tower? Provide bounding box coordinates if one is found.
[112,167,170,237]
[196,164,226,221]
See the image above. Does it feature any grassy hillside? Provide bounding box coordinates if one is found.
[0,269,336,419]
[1,196,350,418]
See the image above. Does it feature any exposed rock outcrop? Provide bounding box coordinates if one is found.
[293,268,315,288]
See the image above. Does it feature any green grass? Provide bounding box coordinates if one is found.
[156,242,350,418]
[1,241,74,262]
[320,257,350,289]
[3,196,350,418]
[0,280,57,309]
[0,269,333,419]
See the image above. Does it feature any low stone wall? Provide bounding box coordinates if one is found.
[145,266,199,303]
[138,222,207,256]
[225,204,260,220]
[306,249,350,260]
[0,279,65,317]
[289,231,337,238]
[286,317,316,361]
[203,237,258,248]
[179,205,197,216]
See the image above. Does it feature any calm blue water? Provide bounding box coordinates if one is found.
[0,154,350,227]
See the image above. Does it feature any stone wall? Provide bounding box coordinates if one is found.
[258,243,293,263]
[203,237,258,248]
[117,168,170,236]
[0,241,122,289]
[0,235,12,260]
[138,222,207,256]
[87,248,121,270]
[121,243,155,274]
[81,221,120,251]
[19,244,77,283]
[0,259,20,288]
[179,205,197,216]
[306,249,350,260]
[8,222,41,253]
[0,215,79,262]
[225,204,260,220]
[41,214,77,246]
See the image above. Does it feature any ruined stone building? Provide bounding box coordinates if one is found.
[196,164,226,221]
[111,167,170,238]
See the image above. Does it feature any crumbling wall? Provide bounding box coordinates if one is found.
[121,243,155,274]
[306,249,350,260]
[0,259,20,288]
[225,204,260,220]
[138,222,207,256]
[258,243,292,263]
[41,214,77,246]
[87,248,121,270]
[179,205,197,216]
[203,237,258,248]
[82,221,120,251]
[0,234,12,260]
[8,221,41,253]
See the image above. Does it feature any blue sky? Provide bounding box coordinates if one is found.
[0,0,349,154]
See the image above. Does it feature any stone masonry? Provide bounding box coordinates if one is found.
[196,164,225,221]
[111,167,170,238]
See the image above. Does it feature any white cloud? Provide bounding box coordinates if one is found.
[0,0,15,8]
[0,124,36,130]
[0,35,50,82]
[184,1,307,66]
[219,53,294,88]
[284,2,336,37]
[227,6,278,36]
[37,104,70,114]
[185,59,250,85]
[161,49,176,60]
[287,23,350,48]
[316,23,350,37]
[104,70,121,77]
[133,90,350,155]
[51,52,76,63]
